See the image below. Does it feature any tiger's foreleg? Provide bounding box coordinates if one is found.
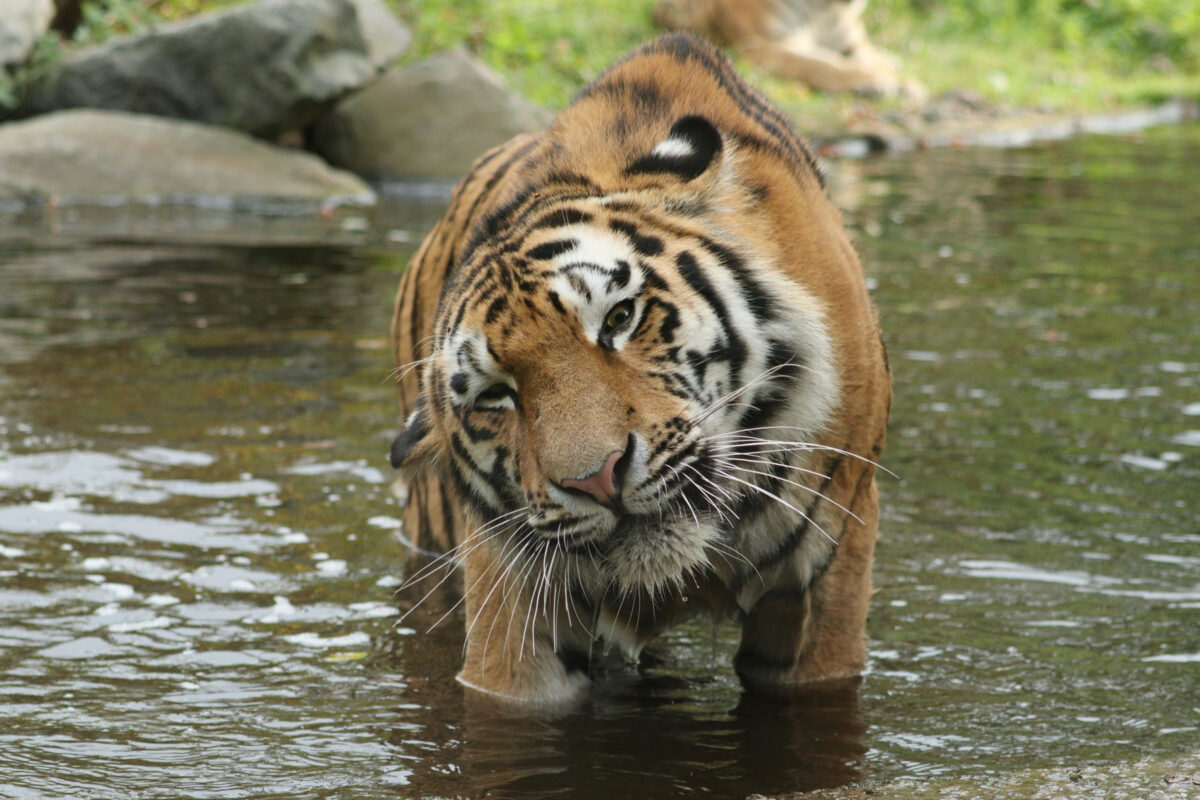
[734,477,879,689]
[739,34,921,99]
[455,545,591,706]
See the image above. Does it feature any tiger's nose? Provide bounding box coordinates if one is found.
[560,448,627,507]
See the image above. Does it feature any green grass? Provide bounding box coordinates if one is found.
[393,0,1200,119]
[392,0,662,108]
[867,0,1200,108]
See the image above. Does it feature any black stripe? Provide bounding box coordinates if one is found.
[463,186,600,270]
[454,137,541,274]
[675,250,747,383]
[730,451,789,519]
[449,432,494,485]
[803,464,876,590]
[449,467,500,529]
[640,260,669,290]
[528,238,578,261]
[415,477,434,549]
[530,208,592,230]
[603,200,642,214]
[611,259,632,290]
[403,269,429,397]
[649,426,683,462]
[735,389,789,435]
[543,171,601,191]
[609,219,664,256]
[699,238,776,321]
[652,299,680,343]
[735,340,801,432]
[489,445,512,494]
[591,77,669,116]
[730,452,844,592]
[657,466,692,495]
[438,481,456,549]
[458,407,496,442]
[485,295,508,325]
[660,439,698,475]
[685,348,709,386]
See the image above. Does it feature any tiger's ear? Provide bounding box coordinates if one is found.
[627,115,723,182]
[389,397,437,470]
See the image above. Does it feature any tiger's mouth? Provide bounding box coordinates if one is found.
[553,511,673,554]
[612,512,680,541]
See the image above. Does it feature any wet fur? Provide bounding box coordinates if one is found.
[389,34,891,705]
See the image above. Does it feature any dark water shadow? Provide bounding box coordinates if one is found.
[379,586,865,799]
[458,681,864,799]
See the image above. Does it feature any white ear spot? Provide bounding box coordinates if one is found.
[627,116,722,182]
[651,137,696,159]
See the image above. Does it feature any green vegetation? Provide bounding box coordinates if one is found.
[5,0,1198,121]
[72,0,249,41]
[395,0,1200,117]
[392,0,661,107]
[869,0,1200,107]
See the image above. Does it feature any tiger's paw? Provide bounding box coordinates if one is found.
[456,657,591,709]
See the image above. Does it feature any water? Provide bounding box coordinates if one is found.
[1,124,1197,799]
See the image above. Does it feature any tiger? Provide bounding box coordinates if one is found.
[388,33,891,706]
[653,0,925,99]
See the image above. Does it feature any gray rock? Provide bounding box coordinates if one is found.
[13,0,410,138]
[0,0,54,67]
[347,0,411,68]
[0,109,375,205]
[311,47,553,181]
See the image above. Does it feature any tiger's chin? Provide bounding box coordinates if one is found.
[591,515,722,600]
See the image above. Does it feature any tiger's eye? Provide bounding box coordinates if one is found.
[603,300,634,335]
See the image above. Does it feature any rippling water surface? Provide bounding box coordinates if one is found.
[1,124,1197,799]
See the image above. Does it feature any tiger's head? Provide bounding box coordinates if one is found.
[391,95,845,601]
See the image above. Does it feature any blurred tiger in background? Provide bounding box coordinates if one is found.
[389,33,891,705]
[654,0,925,99]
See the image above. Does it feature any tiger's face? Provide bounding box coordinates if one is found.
[392,116,839,598]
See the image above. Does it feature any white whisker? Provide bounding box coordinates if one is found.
[705,427,896,477]
[691,360,809,425]
[714,459,864,526]
[712,468,837,545]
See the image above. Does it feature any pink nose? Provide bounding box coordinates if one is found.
[560,449,625,506]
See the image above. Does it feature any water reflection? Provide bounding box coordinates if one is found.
[466,686,863,798]
[385,596,866,798]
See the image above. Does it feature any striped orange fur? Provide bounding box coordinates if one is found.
[389,34,890,705]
